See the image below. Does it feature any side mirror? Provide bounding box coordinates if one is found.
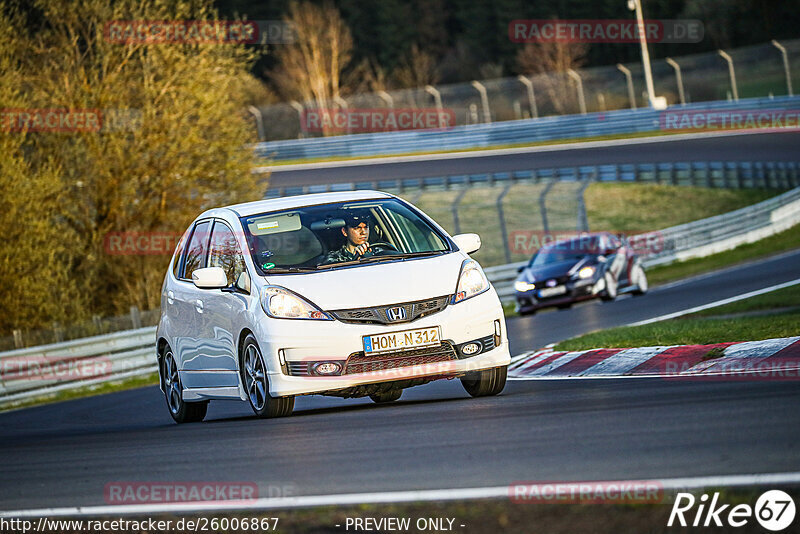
[517,266,525,273]
[597,255,608,263]
[453,233,481,255]
[235,271,251,294]
[192,267,228,289]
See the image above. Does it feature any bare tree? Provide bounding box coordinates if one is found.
[392,44,439,89]
[270,1,353,114]
[516,41,589,115]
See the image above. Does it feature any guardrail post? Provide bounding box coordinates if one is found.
[289,101,305,139]
[539,180,556,235]
[130,306,142,330]
[93,315,103,335]
[451,188,469,235]
[13,329,23,349]
[496,184,514,264]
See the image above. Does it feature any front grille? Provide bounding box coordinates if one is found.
[344,341,457,375]
[330,295,450,325]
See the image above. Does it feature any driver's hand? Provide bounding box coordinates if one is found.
[354,242,371,256]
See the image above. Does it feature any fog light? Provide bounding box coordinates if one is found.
[494,319,502,346]
[312,362,342,375]
[461,343,480,356]
[278,349,286,366]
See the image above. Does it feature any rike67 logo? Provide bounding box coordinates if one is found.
[668,490,796,531]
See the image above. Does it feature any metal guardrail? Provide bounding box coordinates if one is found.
[0,327,158,409]
[266,159,800,198]
[255,95,800,162]
[487,186,800,300]
[2,187,799,408]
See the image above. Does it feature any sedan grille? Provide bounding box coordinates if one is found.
[344,341,457,375]
[330,295,450,325]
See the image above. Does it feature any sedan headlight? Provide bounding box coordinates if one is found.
[453,259,490,304]
[261,286,332,320]
[514,280,536,292]
[576,266,596,279]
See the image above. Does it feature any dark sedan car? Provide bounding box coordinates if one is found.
[514,232,648,315]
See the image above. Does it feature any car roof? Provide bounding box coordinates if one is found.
[542,232,611,251]
[219,190,394,218]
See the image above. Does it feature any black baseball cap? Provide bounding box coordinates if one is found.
[344,211,372,227]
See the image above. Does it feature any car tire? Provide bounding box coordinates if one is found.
[161,346,208,424]
[241,334,294,418]
[461,365,507,397]
[632,265,648,296]
[600,272,618,302]
[369,389,402,403]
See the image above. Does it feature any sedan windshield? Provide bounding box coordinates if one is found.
[530,250,587,267]
[240,198,451,274]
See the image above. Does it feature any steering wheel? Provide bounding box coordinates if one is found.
[367,241,398,255]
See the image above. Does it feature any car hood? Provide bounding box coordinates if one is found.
[519,257,591,282]
[262,252,466,310]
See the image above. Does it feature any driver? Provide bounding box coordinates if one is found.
[324,212,375,263]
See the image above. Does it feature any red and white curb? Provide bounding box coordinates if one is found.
[509,336,800,379]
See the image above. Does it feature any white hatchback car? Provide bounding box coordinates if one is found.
[156,191,510,423]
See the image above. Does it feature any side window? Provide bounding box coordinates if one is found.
[171,227,191,279]
[208,221,246,286]
[183,220,211,280]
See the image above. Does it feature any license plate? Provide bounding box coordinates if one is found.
[538,285,567,298]
[363,326,441,354]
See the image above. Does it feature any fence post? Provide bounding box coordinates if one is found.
[496,184,514,264]
[52,322,63,343]
[13,329,23,349]
[470,81,492,124]
[616,64,636,109]
[567,69,587,114]
[451,188,469,235]
[665,58,686,105]
[576,174,593,232]
[718,50,739,101]
[517,75,538,118]
[130,306,142,330]
[771,40,793,96]
[539,180,556,235]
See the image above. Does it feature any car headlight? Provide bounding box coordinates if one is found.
[514,280,536,292]
[260,286,332,320]
[453,259,490,304]
[576,266,596,279]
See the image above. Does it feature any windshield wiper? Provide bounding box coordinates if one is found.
[315,250,446,270]
[264,266,317,274]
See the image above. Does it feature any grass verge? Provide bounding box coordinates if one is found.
[553,282,800,352]
[0,372,159,413]
[645,222,800,286]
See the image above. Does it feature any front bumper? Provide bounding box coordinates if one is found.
[515,277,603,312]
[254,288,511,397]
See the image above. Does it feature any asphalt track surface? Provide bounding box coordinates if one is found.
[1,249,799,511]
[267,131,800,189]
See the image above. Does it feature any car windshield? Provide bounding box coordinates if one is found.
[530,249,588,267]
[240,198,451,274]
